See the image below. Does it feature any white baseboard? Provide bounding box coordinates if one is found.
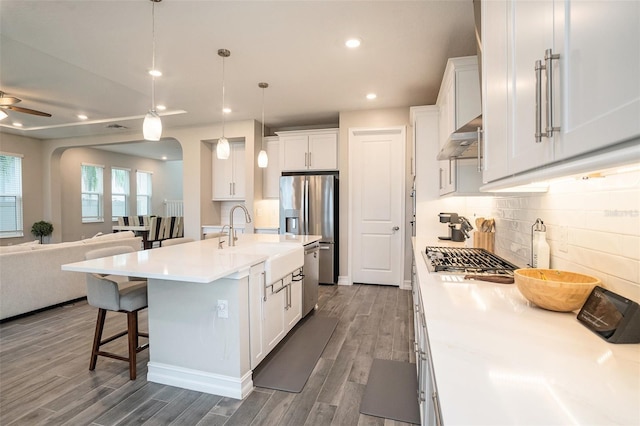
[148,362,254,399]
[337,276,351,286]
[401,279,412,290]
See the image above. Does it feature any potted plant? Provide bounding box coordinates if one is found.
[31,221,54,244]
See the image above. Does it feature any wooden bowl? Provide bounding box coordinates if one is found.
[514,269,602,312]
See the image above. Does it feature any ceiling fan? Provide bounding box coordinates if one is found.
[0,91,52,118]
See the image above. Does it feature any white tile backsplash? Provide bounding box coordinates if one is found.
[490,170,640,303]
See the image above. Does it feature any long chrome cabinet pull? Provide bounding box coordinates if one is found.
[544,48,560,137]
[304,152,308,167]
[535,59,544,143]
[477,127,484,172]
[535,49,561,142]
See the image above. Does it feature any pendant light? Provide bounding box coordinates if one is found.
[143,0,162,141]
[216,49,231,160]
[257,82,269,168]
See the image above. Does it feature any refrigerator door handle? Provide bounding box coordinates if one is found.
[304,179,309,235]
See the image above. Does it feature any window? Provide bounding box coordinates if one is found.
[0,153,23,238]
[81,164,104,222]
[136,170,153,216]
[111,167,130,221]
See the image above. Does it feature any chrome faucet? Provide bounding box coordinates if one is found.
[229,204,252,246]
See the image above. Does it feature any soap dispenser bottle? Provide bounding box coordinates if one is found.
[531,218,550,268]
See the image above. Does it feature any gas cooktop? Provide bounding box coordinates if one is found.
[423,246,519,275]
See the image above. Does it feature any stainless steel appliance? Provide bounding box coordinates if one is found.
[302,242,320,317]
[423,246,518,275]
[438,212,473,242]
[280,173,338,284]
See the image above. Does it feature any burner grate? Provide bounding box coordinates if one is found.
[424,246,518,274]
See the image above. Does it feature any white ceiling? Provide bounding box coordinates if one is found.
[0,0,477,160]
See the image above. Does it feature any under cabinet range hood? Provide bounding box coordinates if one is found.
[436,115,483,160]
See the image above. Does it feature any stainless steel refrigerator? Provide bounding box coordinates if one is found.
[279,173,338,284]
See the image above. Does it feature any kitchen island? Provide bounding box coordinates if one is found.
[412,237,639,425]
[63,234,321,399]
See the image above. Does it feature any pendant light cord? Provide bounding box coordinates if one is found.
[150,0,156,111]
[221,53,226,138]
[261,86,265,148]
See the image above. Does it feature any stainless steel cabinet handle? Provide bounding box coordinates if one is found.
[439,168,443,189]
[433,391,443,426]
[544,48,560,137]
[477,127,483,172]
[304,152,308,167]
[229,182,233,195]
[535,49,560,142]
[535,59,544,143]
[448,158,453,185]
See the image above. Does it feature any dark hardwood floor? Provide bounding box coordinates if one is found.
[0,284,416,426]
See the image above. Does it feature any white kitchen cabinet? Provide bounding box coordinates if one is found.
[436,57,482,196]
[261,268,303,358]
[482,0,640,183]
[249,263,266,369]
[212,142,245,200]
[277,129,338,171]
[411,258,442,426]
[263,276,287,356]
[284,271,302,331]
[262,136,280,199]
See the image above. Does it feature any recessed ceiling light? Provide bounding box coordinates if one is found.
[77,114,88,120]
[149,69,162,77]
[223,107,232,114]
[156,105,166,111]
[13,122,23,127]
[345,38,361,48]
[366,93,377,100]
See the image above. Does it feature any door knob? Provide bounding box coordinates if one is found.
[392,226,400,231]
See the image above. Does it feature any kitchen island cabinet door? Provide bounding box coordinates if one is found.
[284,273,302,331]
[552,0,640,161]
[249,263,266,369]
[263,278,286,354]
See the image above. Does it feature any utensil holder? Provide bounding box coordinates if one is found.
[474,231,495,253]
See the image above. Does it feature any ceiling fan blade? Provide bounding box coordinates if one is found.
[5,105,52,117]
[0,95,21,106]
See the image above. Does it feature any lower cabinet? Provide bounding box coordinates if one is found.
[412,256,443,426]
[249,266,303,369]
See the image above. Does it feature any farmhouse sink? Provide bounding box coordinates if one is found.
[230,241,304,284]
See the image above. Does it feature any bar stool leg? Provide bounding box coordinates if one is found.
[127,312,138,380]
[90,309,107,371]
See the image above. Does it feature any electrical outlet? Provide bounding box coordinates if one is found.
[559,226,569,253]
[217,300,229,318]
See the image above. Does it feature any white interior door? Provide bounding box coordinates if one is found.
[349,127,405,286]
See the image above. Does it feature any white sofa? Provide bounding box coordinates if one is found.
[0,231,142,320]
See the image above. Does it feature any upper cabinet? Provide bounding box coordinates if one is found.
[262,136,280,199]
[277,129,338,172]
[436,56,482,196]
[482,0,640,183]
[212,142,246,200]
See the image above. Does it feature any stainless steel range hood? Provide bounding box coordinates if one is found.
[436,115,483,160]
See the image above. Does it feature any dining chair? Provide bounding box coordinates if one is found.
[84,246,149,380]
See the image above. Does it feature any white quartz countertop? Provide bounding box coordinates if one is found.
[412,237,640,425]
[62,234,321,283]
